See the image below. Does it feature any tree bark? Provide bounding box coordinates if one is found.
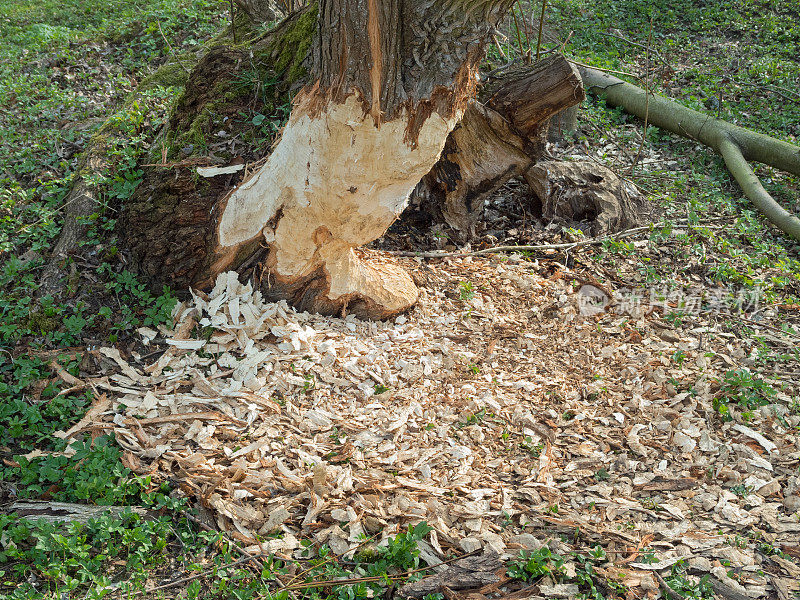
[3,501,151,525]
[580,65,800,241]
[415,55,585,238]
[548,105,579,142]
[124,0,514,319]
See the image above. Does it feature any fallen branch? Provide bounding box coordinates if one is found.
[281,549,482,593]
[654,571,687,599]
[387,219,728,259]
[397,550,502,598]
[578,65,800,241]
[2,501,151,525]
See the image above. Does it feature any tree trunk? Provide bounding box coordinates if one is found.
[123,0,513,319]
[579,65,800,241]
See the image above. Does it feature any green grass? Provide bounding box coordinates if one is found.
[1,0,799,596]
[539,0,800,309]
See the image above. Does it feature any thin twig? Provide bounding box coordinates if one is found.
[491,33,507,60]
[387,226,654,259]
[722,312,800,341]
[229,0,237,43]
[121,552,266,597]
[595,31,671,71]
[387,217,735,260]
[737,79,800,102]
[279,549,481,592]
[156,21,190,75]
[183,511,265,571]
[654,571,687,599]
[280,533,379,589]
[535,0,548,62]
[517,0,531,59]
[631,16,654,175]
[509,7,527,62]
[567,58,643,83]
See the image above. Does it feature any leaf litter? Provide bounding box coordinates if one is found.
[56,259,800,599]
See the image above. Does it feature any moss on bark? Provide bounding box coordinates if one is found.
[120,6,317,291]
[267,2,317,84]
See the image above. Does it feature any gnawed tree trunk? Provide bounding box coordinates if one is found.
[123,0,514,319]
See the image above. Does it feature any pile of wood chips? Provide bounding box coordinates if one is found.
[53,260,800,599]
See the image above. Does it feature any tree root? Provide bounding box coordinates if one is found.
[579,65,800,241]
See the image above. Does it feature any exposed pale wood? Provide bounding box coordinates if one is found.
[212,0,515,318]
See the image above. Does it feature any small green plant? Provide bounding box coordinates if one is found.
[521,436,544,457]
[456,408,487,429]
[730,483,754,498]
[572,546,611,600]
[302,373,316,392]
[458,281,475,301]
[673,349,687,366]
[594,467,610,481]
[664,310,688,326]
[664,560,713,599]
[507,546,565,582]
[640,497,660,510]
[713,369,777,422]
[639,547,658,564]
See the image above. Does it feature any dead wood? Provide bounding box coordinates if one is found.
[397,550,503,599]
[2,500,151,524]
[524,158,647,233]
[416,54,585,238]
[39,156,106,293]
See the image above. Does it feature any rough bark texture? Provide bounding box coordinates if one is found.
[548,105,579,142]
[415,55,584,238]
[133,0,515,319]
[398,550,502,598]
[524,159,646,233]
[121,9,313,292]
[2,501,151,525]
[234,0,281,23]
[40,154,106,292]
[312,0,506,130]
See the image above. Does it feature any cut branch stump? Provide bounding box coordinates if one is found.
[415,55,585,238]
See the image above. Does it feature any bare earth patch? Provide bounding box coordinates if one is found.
[55,260,799,598]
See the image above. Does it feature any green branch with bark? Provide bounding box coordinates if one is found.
[578,65,800,241]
